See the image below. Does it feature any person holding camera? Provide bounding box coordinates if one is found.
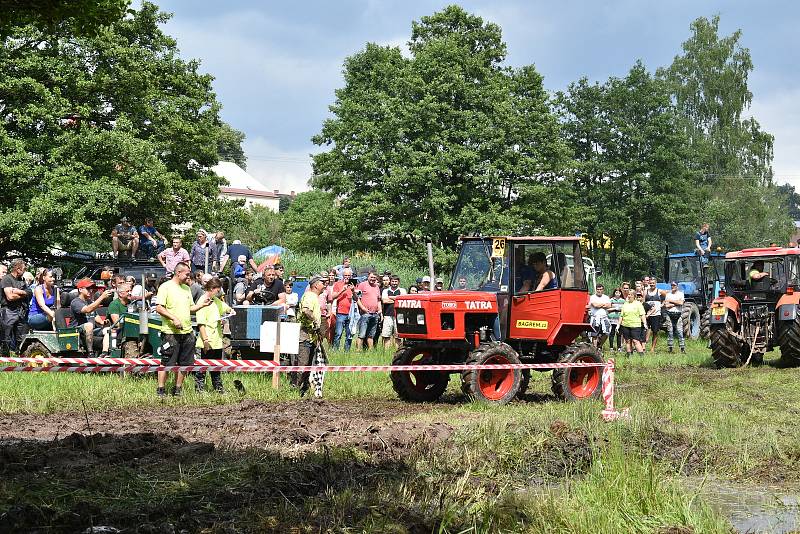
[1,259,32,355]
[356,271,381,350]
[330,268,356,351]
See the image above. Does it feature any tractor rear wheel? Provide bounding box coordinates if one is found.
[710,313,743,368]
[461,342,521,404]
[551,344,603,401]
[776,307,800,367]
[390,346,449,402]
[682,302,701,340]
[700,308,711,340]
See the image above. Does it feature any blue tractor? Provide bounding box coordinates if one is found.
[656,252,725,339]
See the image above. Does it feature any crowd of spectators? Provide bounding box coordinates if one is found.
[588,276,687,357]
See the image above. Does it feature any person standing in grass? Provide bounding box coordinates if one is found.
[588,284,612,350]
[296,274,325,397]
[608,288,625,352]
[194,277,233,394]
[619,290,646,356]
[644,278,665,353]
[663,281,686,354]
[155,262,212,398]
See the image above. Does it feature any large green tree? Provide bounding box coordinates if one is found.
[0,0,130,38]
[660,15,791,248]
[311,5,568,251]
[557,62,697,275]
[0,2,244,257]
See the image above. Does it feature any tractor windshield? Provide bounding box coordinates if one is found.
[668,256,700,285]
[452,240,508,292]
[725,257,787,293]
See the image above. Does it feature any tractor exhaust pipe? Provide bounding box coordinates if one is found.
[427,242,436,288]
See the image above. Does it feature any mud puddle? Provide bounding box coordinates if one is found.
[686,478,800,533]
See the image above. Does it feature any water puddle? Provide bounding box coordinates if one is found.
[685,478,800,533]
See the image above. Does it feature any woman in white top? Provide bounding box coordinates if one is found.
[284,281,299,319]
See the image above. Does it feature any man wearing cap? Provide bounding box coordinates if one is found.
[420,276,431,292]
[295,274,326,396]
[158,237,190,274]
[434,278,444,291]
[111,217,139,259]
[232,254,248,279]
[71,279,114,355]
[155,262,212,397]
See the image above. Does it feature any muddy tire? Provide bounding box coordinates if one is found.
[710,313,743,368]
[390,346,449,402]
[682,302,701,340]
[517,370,531,398]
[22,341,52,361]
[122,340,139,359]
[700,308,711,340]
[551,344,603,401]
[776,307,800,367]
[461,342,521,404]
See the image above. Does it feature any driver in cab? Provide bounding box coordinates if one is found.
[749,260,771,290]
[519,252,557,293]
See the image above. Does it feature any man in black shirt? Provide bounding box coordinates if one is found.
[246,267,286,306]
[0,259,32,355]
[223,240,258,274]
[71,278,113,355]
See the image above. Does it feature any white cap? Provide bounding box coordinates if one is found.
[422,276,431,283]
[435,277,443,283]
[232,239,241,245]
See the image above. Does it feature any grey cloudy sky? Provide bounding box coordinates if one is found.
[151,0,800,193]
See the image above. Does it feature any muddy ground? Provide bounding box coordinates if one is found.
[0,399,455,458]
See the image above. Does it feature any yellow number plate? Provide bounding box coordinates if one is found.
[491,238,507,258]
[711,307,725,316]
[516,320,548,329]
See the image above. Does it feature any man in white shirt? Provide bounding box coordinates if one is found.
[588,284,612,349]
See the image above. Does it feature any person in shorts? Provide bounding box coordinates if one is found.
[619,290,646,356]
[356,272,381,350]
[111,216,139,259]
[155,262,211,397]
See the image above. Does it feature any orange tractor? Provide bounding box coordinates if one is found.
[710,246,800,367]
[390,236,603,404]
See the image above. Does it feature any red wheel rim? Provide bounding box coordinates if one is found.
[477,354,514,400]
[568,355,600,398]
[407,351,438,392]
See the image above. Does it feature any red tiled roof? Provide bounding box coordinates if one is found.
[220,187,279,199]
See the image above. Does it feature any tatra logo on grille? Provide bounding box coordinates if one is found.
[396,299,422,309]
[441,302,457,309]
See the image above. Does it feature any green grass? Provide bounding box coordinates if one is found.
[3,339,800,532]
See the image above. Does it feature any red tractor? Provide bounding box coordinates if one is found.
[710,246,800,367]
[390,236,603,404]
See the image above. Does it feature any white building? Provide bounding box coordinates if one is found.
[214,161,281,211]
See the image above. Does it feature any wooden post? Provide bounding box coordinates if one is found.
[272,319,281,388]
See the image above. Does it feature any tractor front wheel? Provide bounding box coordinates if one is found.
[710,313,743,368]
[461,342,522,404]
[390,346,450,402]
[700,308,711,340]
[682,302,701,340]
[22,341,53,366]
[551,344,603,401]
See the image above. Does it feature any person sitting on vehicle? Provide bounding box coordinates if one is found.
[139,217,166,258]
[232,254,248,279]
[28,269,57,331]
[520,252,557,292]
[695,223,713,266]
[246,267,286,307]
[234,269,254,305]
[749,260,771,290]
[71,278,114,356]
[111,217,139,259]
[105,283,132,349]
[457,276,468,290]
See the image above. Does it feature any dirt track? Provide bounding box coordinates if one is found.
[0,399,455,458]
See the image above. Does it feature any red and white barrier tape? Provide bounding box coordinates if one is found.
[0,356,277,367]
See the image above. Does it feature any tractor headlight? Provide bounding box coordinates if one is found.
[396,313,405,324]
[416,313,425,325]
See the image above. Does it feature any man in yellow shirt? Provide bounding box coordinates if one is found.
[155,262,211,397]
[296,274,325,397]
[194,277,234,393]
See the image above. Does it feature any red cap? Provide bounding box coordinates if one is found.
[75,278,95,290]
